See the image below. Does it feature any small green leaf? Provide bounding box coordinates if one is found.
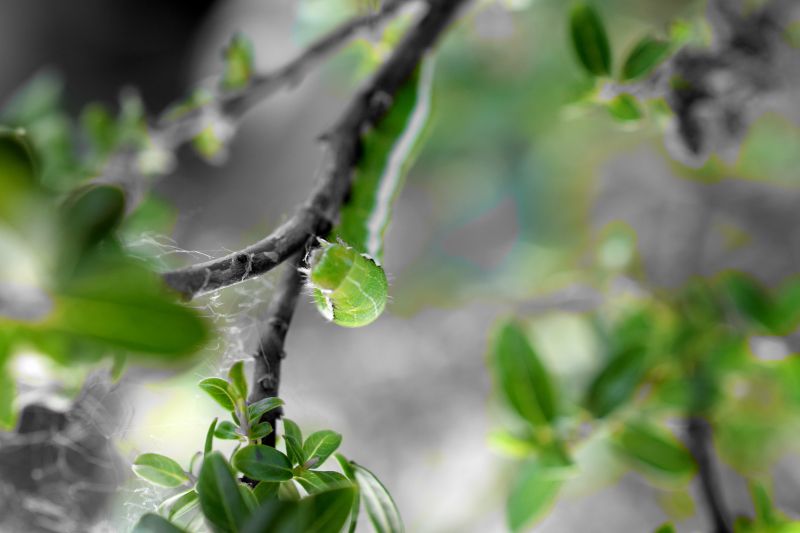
[192,126,224,162]
[248,397,284,423]
[0,128,39,227]
[749,481,779,527]
[132,513,187,533]
[569,3,612,77]
[278,480,301,502]
[719,272,776,332]
[60,185,125,257]
[654,523,676,533]
[215,420,242,440]
[283,418,302,443]
[507,458,567,532]
[158,489,199,521]
[613,420,695,478]
[249,422,273,441]
[301,485,358,533]
[228,361,248,401]
[303,430,343,468]
[491,321,557,427]
[232,445,294,482]
[205,418,218,455]
[221,33,255,91]
[296,470,351,494]
[584,346,648,418]
[621,36,671,81]
[132,453,189,488]
[197,451,250,533]
[199,377,236,412]
[607,94,643,122]
[353,462,403,533]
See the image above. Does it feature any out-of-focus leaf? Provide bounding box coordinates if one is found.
[80,103,116,159]
[240,484,259,512]
[221,33,255,91]
[278,480,301,502]
[487,429,538,458]
[621,36,671,81]
[132,513,188,533]
[248,397,284,423]
[132,453,189,488]
[296,470,351,495]
[0,128,40,227]
[719,272,775,331]
[120,194,177,240]
[507,454,572,532]
[750,481,779,527]
[215,420,242,440]
[205,418,218,454]
[353,462,403,533]
[197,451,250,533]
[192,125,224,163]
[200,378,237,412]
[158,489,199,521]
[569,4,612,76]
[0,338,16,429]
[607,94,643,122]
[584,312,652,418]
[241,486,356,533]
[335,57,434,260]
[232,445,294,482]
[303,430,342,468]
[653,524,676,533]
[490,320,557,427]
[228,361,248,401]
[613,420,695,479]
[253,481,279,503]
[58,185,125,266]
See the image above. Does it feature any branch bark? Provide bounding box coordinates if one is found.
[163,0,469,299]
[687,416,732,533]
[247,252,306,448]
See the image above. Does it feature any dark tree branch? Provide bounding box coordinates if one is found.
[163,0,469,299]
[687,416,732,533]
[247,252,306,447]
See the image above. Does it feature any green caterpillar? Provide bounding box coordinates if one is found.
[306,56,435,327]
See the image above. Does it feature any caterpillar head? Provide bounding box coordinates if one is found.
[305,239,388,328]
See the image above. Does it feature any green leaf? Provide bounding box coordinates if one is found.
[278,480,301,502]
[192,126,225,163]
[200,378,236,412]
[334,454,360,533]
[295,470,351,494]
[253,481,279,503]
[197,451,250,533]
[48,256,208,357]
[569,3,612,77]
[613,420,695,478]
[653,524,676,533]
[302,430,343,468]
[132,513,188,533]
[215,420,242,440]
[158,489,199,521]
[248,397,284,423]
[228,361,248,401]
[607,94,643,122]
[0,128,41,228]
[0,339,16,430]
[584,344,649,418]
[283,419,305,466]
[232,445,294,482]
[621,36,671,81]
[507,458,568,532]
[491,321,557,427]
[205,418,218,455]
[240,484,259,512]
[241,486,357,533]
[335,57,435,261]
[59,185,125,270]
[749,481,779,527]
[250,422,273,441]
[221,33,255,91]
[353,462,403,533]
[132,453,189,488]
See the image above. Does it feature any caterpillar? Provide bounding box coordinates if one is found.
[305,56,435,327]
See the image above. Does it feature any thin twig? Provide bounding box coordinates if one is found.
[151,0,415,154]
[687,416,732,533]
[163,0,469,299]
[247,252,306,448]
